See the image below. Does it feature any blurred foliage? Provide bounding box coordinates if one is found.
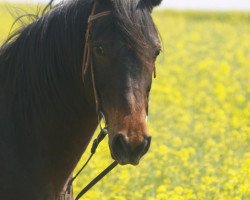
[0,4,250,200]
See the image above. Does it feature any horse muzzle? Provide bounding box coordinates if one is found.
[109,133,151,165]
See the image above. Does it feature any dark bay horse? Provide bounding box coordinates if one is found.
[0,0,162,199]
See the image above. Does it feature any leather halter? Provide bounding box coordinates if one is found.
[59,2,118,200]
[82,2,111,124]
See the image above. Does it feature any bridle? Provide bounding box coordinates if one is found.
[81,2,111,123]
[59,2,118,200]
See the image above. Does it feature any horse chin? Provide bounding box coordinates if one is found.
[110,151,140,166]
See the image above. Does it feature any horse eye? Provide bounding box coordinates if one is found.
[95,45,105,56]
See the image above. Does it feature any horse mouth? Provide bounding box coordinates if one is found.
[108,133,151,166]
[110,151,140,166]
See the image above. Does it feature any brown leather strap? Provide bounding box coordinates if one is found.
[82,2,112,127]
[58,3,114,200]
[88,11,112,23]
[82,4,111,81]
[81,2,96,80]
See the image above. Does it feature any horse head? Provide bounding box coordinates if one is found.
[84,0,162,165]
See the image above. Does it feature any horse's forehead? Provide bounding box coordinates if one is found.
[93,1,159,63]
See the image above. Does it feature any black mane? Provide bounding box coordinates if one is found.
[0,0,92,128]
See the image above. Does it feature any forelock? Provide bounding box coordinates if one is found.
[110,0,159,63]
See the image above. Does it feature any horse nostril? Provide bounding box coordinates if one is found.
[135,136,151,156]
[111,134,151,165]
[143,136,151,155]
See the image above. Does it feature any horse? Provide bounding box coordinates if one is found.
[0,0,162,199]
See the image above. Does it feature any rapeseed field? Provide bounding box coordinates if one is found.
[0,4,250,200]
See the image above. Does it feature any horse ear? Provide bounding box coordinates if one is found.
[145,0,162,7]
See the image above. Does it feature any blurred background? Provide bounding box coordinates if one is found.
[0,0,250,199]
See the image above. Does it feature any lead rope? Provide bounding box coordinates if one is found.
[64,2,117,200]
[66,127,113,194]
[75,161,118,200]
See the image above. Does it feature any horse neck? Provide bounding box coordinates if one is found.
[22,2,99,194]
[0,1,99,197]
